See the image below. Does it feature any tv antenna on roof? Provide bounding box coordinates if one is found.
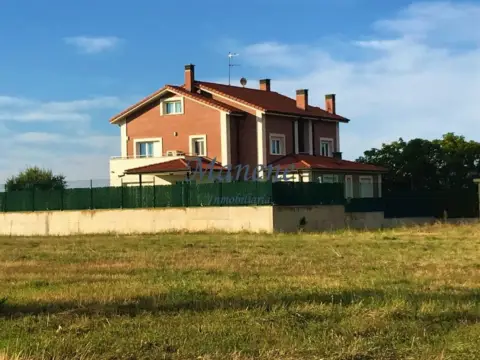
[228,52,240,85]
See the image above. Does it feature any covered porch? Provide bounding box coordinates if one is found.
[121,156,225,186]
[268,153,388,198]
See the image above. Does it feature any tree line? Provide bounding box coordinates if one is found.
[357,133,480,192]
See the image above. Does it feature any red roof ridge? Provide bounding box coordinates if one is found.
[125,156,225,175]
[109,86,168,123]
[299,159,312,168]
[268,153,387,172]
[110,78,350,124]
[197,82,264,111]
[165,85,241,113]
[196,81,349,122]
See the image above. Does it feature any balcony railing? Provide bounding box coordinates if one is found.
[111,153,200,160]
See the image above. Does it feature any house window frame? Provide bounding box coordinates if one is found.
[269,133,286,156]
[320,174,339,183]
[189,134,207,156]
[160,96,184,116]
[133,137,163,158]
[359,175,374,198]
[319,137,334,157]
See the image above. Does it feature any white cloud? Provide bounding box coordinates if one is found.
[0,95,127,123]
[0,111,91,122]
[374,1,480,45]
[0,135,118,186]
[14,132,65,143]
[41,97,125,112]
[13,132,117,150]
[234,1,480,160]
[0,94,126,184]
[64,36,121,54]
[0,96,31,106]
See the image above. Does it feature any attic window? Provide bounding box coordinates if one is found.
[160,96,184,115]
[164,100,182,114]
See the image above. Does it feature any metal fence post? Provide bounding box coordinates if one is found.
[90,179,93,209]
[121,178,124,209]
[153,176,156,208]
[219,182,223,207]
[32,186,35,212]
[474,179,480,218]
[139,175,143,208]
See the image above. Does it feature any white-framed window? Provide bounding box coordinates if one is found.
[317,174,339,183]
[269,133,286,155]
[133,138,163,158]
[322,174,339,183]
[359,175,374,198]
[189,135,207,156]
[160,96,184,115]
[319,137,334,157]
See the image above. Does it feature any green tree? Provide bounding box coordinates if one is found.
[357,133,480,192]
[5,166,67,192]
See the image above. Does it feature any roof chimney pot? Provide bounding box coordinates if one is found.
[185,64,195,92]
[296,89,308,110]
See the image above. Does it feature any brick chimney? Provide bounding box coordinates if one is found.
[259,79,271,91]
[325,94,336,114]
[296,89,308,110]
[185,64,195,92]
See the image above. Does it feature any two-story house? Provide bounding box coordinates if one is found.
[109,64,386,198]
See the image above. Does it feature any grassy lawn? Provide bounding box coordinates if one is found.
[1,224,479,360]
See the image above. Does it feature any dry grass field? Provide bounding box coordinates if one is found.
[1,223,479,360]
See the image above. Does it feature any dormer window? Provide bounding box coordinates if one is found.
[160,96,184,115]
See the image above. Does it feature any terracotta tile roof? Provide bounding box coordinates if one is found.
[110,86,168,123]
[125,156,224,175]
[197,81,349,122]
[109,85,243,123]
[269,154,387,172]
[165,85,242,113]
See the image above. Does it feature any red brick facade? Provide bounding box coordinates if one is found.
[125,94,223,162]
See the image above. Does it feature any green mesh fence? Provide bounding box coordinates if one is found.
[383,186,479,218]
[0,181,348,212]
[344,197,385,213]
[272,182,345,205]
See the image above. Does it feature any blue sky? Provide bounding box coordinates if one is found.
[0,0,479,183]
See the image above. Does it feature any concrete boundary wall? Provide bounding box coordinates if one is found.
[0,207,477,236]
[0,207,275,236]
[0,206,347,236]
[273,206,346,232]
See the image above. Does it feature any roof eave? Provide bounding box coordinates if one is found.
[109,85,241,124]
[196,83,265,111]
[308,168,388,173]
[264,110,349,123]
[125,168,189,175]
[109,86,171,124]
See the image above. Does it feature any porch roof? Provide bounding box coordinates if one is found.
[124,156,224,175]
[269,154,388,173]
